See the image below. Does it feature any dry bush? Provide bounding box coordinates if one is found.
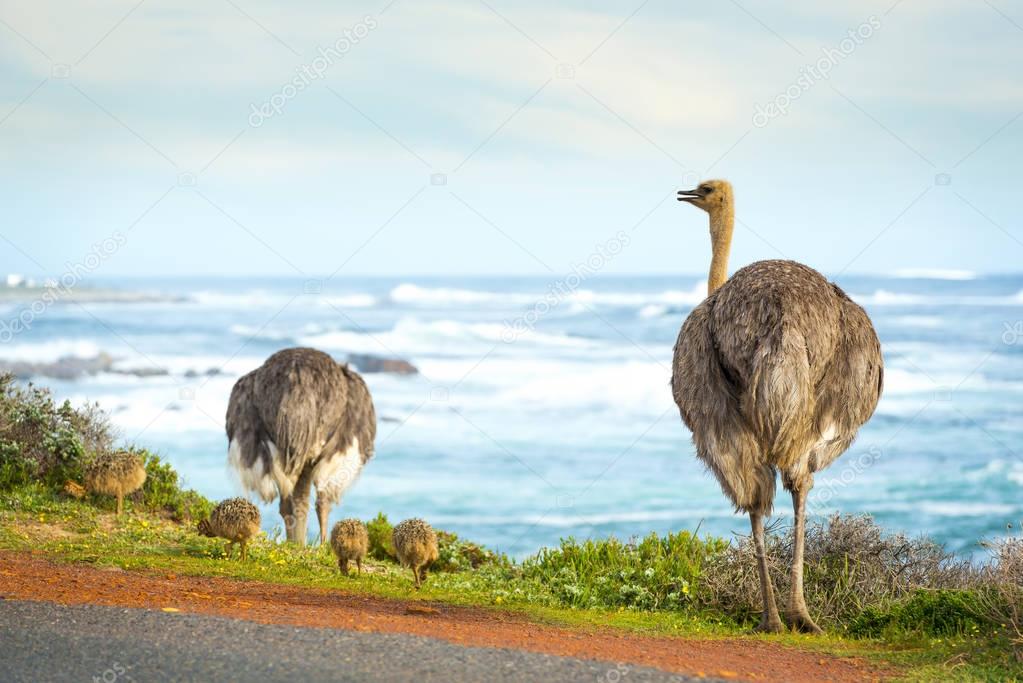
[700,513,976,627]
[977,535,1023,657]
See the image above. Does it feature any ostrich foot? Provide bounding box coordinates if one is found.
[787,609,823,635]
[753,615,785,634]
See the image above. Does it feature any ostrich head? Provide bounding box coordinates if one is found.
[677,179,735,294]
[677,179,733,218]
[197,518,215,537]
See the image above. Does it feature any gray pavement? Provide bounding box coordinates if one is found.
[0,599,703,682]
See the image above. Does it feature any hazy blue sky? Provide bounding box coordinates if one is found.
[0,0,1021,278]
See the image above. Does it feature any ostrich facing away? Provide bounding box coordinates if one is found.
[330,518,369,576]
[673,180,883,633]
[226,348,376,545]
[392,518,439,589]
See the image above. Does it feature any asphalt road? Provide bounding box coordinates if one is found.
[0,599,703,682]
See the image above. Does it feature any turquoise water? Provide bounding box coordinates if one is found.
[2,272,1021,557]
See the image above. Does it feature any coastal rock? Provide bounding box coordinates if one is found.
[0,353,170,380]
[0,285,185,304]
[0,353,117,380]
[0,352,417,381]
[184,368,222,378]
[346,353,418,375]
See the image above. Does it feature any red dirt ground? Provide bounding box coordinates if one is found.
[0,551,893,682]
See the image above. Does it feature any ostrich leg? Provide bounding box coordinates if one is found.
[787,484,823,633]
[279,496,296,541]
[315,495,332,545]
[280,467,315,544]
[751,512,783,633]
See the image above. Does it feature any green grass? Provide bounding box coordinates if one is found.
[1,485,1021,681]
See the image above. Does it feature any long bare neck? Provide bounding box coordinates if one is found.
[707,206,734,294]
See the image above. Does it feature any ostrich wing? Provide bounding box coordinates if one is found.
[672,297,771,512]
[341,365,377,464]
[672,297,741,433]
[226,371,258,445]
[812,288,884,444]
[252,349,349,479]
[226,371,278,499]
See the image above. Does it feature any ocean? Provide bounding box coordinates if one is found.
[2,271,1021,558]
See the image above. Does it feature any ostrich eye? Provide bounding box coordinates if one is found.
[703,187,713,194]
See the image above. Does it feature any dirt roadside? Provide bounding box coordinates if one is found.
[0,551,892,682]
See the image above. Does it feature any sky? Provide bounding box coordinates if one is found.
[0,0,1021,279]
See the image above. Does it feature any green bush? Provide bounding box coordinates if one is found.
[435,530,504,572]
[850,589,990,638]
[522,531,728,610]
[139,450,212,522]
[0,375,211,522]
[0,439,34,487]
[0,375,113,488]
[363,514,503,571]
[367,512,396,560]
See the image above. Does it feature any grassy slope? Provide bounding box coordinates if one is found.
[1,486,1018,682]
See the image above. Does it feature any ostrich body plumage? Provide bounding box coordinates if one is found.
[226,347,376,545]
[672,259,883,515]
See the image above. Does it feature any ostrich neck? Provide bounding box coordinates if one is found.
[707,207,734,294]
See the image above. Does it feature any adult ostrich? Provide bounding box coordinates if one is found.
[672,180,883,633]
[226,348,376,545]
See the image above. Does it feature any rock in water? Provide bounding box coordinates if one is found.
[347,353,418,375]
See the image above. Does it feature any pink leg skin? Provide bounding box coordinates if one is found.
[787,486,823,634]
[751,512,783,633]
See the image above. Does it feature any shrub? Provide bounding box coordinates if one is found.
[0,439,34,488]
[522,531,727,610]
[367,512,396,560]
[0,375,113,488]
[435,530,504,572]
[975,535,1023,657]
[701,514,976,629]
[850,589,989,638]
[364,515,502,571]
[139,450,212,522]
[0,375,211,522]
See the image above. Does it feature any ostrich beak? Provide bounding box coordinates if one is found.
[677,188,704,205]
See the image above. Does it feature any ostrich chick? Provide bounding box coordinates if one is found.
[84,451,147,516]
[330,518,369,575]
[392,518,439,589]
[198,497,261,560]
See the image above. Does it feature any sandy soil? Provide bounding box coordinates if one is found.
[0,551,893,682]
